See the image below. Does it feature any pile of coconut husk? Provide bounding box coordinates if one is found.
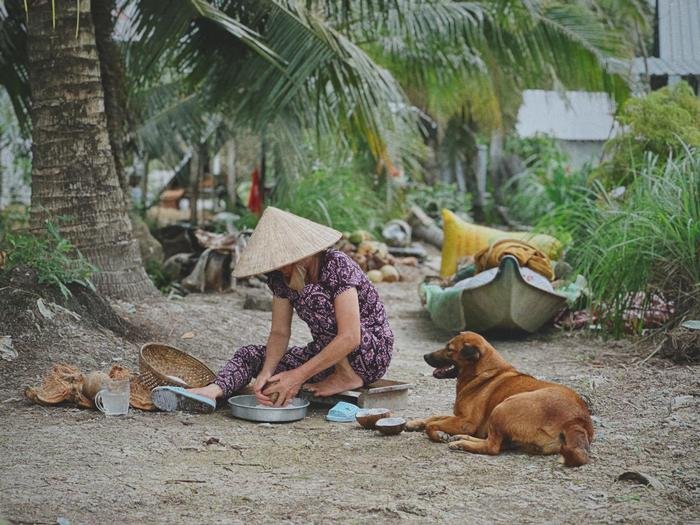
[336,227,421,284]
[337,238,401,283]
[661,321,700,363]
[25,363,155,411]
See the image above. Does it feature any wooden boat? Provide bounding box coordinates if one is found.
[460,255,566,333]
[422,255,567,334]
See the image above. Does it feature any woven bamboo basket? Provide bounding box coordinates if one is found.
[139,342,216,390]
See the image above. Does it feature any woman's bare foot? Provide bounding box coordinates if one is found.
[187,384,223,401]
[305,359,363,397]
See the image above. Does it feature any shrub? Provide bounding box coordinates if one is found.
[403,181,472,222]
[504,135,590,225]
[145,259,172,294]
[0,204,29,241]
[543,148,700,335]
[1,221,97,298]
[600,82,700,185]
[234,209,260,230]
[273,165,386,233]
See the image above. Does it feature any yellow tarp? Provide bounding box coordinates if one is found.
[440,209,561,277]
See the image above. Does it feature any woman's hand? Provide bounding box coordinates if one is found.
[262,369,305,407]
[253,297,294,406]
[253,370,274,405]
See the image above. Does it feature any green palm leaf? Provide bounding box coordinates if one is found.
[128,0,413,163]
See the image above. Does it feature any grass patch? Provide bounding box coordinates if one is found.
[1,220,97,298]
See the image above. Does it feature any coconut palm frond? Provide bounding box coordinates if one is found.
[510,1,630,100]
[2,0,644,171]
[323,0,631,112]
[130,80,212,166]
[125,0,417,164]
[241,2,410,160]
[321,0,486,42]
[124,0,281,79]
[592,0,652,34]
[325,0,489,82]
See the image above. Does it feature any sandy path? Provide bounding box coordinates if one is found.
[1,281,698,524]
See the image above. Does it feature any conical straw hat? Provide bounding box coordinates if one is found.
[233,207,342,278]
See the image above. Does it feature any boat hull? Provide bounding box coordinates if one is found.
[460,256,566,333]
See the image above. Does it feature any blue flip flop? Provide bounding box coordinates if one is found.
[151,386,216,414]
[325,401,359,422]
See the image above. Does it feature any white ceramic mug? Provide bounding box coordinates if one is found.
[94,379,130,416]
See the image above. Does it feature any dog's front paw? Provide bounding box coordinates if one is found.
[405,419,425,432]
[434,431,452,443]
[448,440,466,451]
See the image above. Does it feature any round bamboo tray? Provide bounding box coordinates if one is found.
[139,342,216,390]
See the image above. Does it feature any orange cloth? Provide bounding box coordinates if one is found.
[474,239,555,281]
[440,209,562,277]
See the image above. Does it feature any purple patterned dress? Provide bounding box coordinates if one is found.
[214,250,394,397]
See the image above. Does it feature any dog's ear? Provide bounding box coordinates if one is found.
[459,344,480,361]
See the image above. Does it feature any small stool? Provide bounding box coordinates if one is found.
[305,379,411,411]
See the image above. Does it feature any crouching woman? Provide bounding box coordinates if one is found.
[152,207,394,412]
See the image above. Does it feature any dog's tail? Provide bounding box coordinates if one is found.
[559,418,593,467]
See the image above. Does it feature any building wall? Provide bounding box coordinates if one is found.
[0,145,31,209]
[516,90,619,142]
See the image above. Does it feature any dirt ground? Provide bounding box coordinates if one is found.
[1,276,699,524]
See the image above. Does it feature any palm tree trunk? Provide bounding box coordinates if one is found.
[140,154,149,210]
[0,139,4,206]
[26,0,155,299]
[92,0,164,266]
[91,0,131,208]
[189,147,200,225]
[224,140,236,208]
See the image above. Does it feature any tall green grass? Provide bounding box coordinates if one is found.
[540,149,700,335]
[273,165,387,233]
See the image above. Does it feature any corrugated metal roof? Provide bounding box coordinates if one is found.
[632,56,700,75]
[632,0,700,76]
[635,0,700,75]
[516,90,620,141]
[659,0,700,66]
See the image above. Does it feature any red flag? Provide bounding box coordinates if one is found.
[247,167,262,215]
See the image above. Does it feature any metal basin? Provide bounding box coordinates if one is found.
[227,395,309,423]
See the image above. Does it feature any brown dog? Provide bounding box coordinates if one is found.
[406,332,593,467]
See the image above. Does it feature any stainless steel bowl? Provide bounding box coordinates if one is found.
[227,395,309,423]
